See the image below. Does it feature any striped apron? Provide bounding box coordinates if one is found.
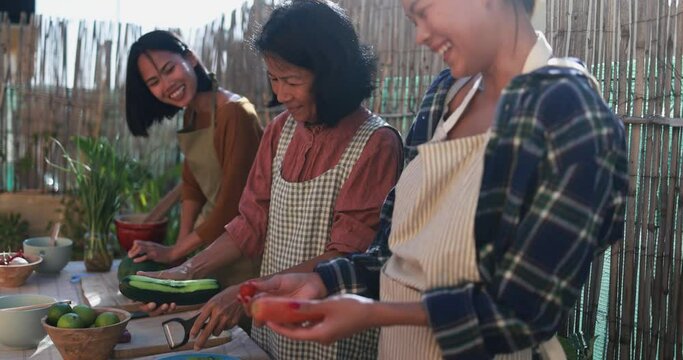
[252,115,389,360]
[380,131,565,359]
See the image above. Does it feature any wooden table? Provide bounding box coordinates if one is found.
[0,261,270,360]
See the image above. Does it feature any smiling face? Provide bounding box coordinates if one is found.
[264,55,317,123]
[137,50,198,108]
[401,0,500,78]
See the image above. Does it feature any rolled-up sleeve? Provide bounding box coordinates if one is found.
[326,127,403,254]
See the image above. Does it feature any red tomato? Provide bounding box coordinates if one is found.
[239,283,257,298]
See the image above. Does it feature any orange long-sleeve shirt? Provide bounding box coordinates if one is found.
[181,96,263,243]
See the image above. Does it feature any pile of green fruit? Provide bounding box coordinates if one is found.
[46,303,119,328]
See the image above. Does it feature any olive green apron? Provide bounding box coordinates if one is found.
[177,87,260,291]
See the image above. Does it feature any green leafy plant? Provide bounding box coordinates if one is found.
[0,212,29,252]
[50,137,131,238]
[49,136,143,270]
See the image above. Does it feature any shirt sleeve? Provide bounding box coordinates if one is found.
[326,126,403,254]
[223,113,286,257]
[194,101,263,243]
[421,78,628,359]
[315,187,397,300]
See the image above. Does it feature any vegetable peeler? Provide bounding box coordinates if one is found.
[162,313,207,349]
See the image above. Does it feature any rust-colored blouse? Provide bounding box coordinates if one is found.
[181,96,263,243]
[225,107,403,257]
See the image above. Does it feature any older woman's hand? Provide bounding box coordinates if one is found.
[190,285,243,350]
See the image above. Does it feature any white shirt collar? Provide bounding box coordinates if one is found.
[521,31,553,74]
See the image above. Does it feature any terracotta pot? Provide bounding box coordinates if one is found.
[114,214,168,252]
[0,253,42,287]
[42,307,131,360]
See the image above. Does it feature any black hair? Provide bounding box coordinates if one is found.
[254,0,377,127]
[523,0,536,14]
[125,30,212,137]
[514,0,536,15]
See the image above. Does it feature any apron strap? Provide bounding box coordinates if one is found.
[431,74,483,142]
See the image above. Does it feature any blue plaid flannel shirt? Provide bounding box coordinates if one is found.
[314,66,628,359]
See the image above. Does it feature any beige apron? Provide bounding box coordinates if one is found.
[177,90,260,288]
[252,115,390,360]
[379,54,566,358]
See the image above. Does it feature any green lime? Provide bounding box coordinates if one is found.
[57,313,85,329]
[72,304,97,327]
[94,312,119,327]
[47,303,73,326]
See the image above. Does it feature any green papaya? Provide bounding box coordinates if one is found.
[119,275,220,305]
[117,256,171,282]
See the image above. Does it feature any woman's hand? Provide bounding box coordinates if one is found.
[190,285,243,350]
[128,240,180,264]
[135,264,193,316]
[266,296,429,345]
[242,273,328,303]
[265,294,375,345]
[240,273,328,324]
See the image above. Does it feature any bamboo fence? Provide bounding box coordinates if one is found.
[547,0,683,358]
[0,0,681,358]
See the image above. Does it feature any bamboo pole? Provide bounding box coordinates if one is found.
[659,126,679,360]
[645,124,663,360]
[675,0,683,118]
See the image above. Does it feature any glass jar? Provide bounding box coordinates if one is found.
[83,231,113,272]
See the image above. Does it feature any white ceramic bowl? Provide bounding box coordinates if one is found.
[23,237,73,273]
[0,294,56,349]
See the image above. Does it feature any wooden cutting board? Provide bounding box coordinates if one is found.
[112,311,231,359]
[80,267,200,313]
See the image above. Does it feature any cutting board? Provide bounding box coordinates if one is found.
[80,268,200,313]
[112,311,232,359]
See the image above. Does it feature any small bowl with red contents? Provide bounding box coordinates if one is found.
[114,213,168,252]
[0,251,43,288]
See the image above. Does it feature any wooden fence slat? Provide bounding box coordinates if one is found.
[676,0,683,118]
[660,126,679,360]
[646,124,664,360]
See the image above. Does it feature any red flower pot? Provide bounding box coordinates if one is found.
[114,214,168,252]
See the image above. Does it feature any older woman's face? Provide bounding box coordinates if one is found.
[264,56,317,123]
[137,50,198,108]
[401,0,498,78]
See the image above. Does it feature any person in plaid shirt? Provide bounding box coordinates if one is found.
[243,0,628,359]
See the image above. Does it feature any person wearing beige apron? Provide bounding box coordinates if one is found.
[124,30,262,315]
[176,87,261,289]
[247,0,627,358]
[377,28,606,360]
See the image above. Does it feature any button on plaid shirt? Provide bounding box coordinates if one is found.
[315,66,629,359]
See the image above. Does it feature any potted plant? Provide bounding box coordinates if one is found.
[50,137,134,272]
